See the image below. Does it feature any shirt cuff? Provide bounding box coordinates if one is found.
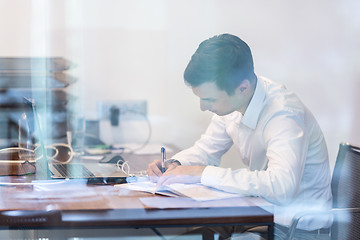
[165,159,181,165]
[201,165,225,187]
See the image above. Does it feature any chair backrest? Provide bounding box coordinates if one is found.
[331,142,360,239]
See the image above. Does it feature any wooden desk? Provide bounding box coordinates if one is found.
[0,153,274,239]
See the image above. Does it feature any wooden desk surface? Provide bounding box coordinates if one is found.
[0,152,273,239]
[0,178,273,231]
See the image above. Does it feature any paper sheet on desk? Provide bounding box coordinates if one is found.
[115,181,179,197]
[115,181,241,201]
[11,179,100,201]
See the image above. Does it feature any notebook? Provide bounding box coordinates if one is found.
[116,181,241,201]
[24,97,128,184]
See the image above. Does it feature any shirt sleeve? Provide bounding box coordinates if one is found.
[171,115,233,167]
[201,112,309,205]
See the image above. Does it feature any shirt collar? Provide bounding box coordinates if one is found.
[241,77,266,129]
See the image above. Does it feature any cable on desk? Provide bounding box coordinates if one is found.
[0,143,73,164]
[117,159,147,177]
[119,110,152,154]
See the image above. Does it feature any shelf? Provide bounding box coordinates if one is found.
[0,72,77,89]
[0,57,75,72]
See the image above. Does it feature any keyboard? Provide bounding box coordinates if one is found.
[52,164,95,178]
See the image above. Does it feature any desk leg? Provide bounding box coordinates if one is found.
[202,231,215,240]
[268,223,274,240]
[150,228,166,239]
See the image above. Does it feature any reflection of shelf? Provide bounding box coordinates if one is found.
[0,72,77,89]
[0,57,76,143]
[8,110,68,141]
[0,89,75,109]
[0,57,75,72]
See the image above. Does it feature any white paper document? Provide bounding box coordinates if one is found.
[115,181,241,201]
[9,179,101,202]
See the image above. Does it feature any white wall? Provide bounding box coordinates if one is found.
[1,0,360,171]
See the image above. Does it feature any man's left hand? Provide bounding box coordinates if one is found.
[156,165,206,186]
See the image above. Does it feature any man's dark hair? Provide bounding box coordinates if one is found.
[184,34,256,95]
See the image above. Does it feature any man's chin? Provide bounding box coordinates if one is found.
[211,111,235,116]
[212,111,226,116]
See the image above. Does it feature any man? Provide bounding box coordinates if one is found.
[147,34,332,239]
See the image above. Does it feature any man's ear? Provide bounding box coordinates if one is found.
[236,80,251,94]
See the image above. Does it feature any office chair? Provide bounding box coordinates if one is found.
[287,142,360,240]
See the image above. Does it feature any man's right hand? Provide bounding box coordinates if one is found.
[147,159,180,182]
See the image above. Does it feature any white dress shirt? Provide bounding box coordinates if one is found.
[171,76,332,230]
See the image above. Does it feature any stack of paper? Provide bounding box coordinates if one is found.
[115,181,241,201]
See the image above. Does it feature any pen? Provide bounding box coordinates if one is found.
[161,147,166,173]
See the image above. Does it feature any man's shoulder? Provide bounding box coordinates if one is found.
[258,76,287,96]
[256,77,309,124]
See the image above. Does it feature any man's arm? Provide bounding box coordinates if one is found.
[201,113,311,205]
[147,115,232,180]
[170,115,233,166]
[156,165,206,186]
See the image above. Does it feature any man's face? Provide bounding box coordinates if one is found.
[192,82,246,116]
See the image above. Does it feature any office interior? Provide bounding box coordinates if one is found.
[0,0,359,239]
[1,0,359,171]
